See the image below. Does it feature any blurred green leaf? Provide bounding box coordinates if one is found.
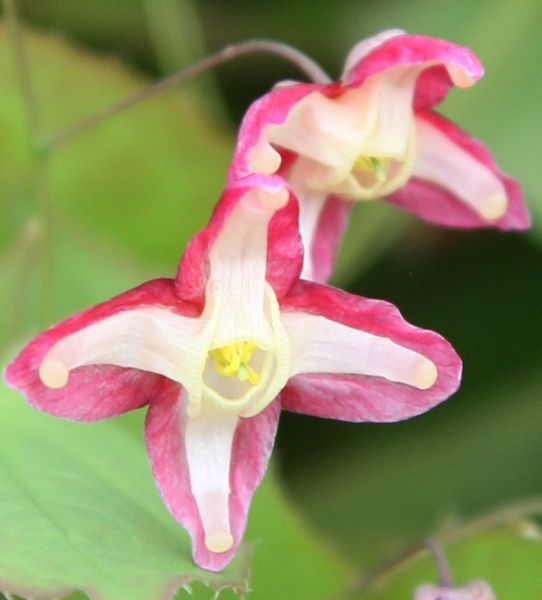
[355,521,542,599]
[332,202,411,287]
[0,215,156,354]
[0,23,233,265]
[0,384,249,600]
[282,361,542,572]
[244,469,350,600]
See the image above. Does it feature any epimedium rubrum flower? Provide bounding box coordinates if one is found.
[229,30,530,282]
[5,175,462,572]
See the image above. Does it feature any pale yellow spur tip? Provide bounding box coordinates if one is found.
[39,359,69,389]
[413,358,438,390]
[479,194,507,221]
[205,531,234,553]
[247,140,281,175]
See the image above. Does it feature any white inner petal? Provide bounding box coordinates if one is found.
[39,307,205,390]
[414,117,507,220]
[184,395,238,554]
[40,185,293,420]
[265,86,378,170]
[208,187,287,349]
[264,72,418,200]
[282,311,437,390]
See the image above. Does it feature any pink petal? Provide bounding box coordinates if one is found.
[229,83,320,181]
[280,280,461,422]
[343,33,484,110]
[3,279,194,421]
[309,195,352,284]
[388,111,530,230]
[145,390,281,572]
[175,175,303,303]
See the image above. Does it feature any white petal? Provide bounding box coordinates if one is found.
[414,117,507,220]
[282,312,437,390]
[39,307,203,389]
[208,187,288,349]
[184,399,238,553]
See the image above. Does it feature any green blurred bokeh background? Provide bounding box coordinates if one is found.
[1,0,541,597]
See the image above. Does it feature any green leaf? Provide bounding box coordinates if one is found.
[332,202,411,287]
[282,362,542,573]
[0,23,233,264]
[244,471,350,600]
[0,385,249,600]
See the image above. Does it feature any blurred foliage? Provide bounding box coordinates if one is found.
[0,0,541,598]
[355,521,542,599]
[0,384,249,600]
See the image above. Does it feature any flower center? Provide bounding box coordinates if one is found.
[209,342,261,385]
[352,155,387,182]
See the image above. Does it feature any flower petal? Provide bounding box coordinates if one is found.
[175,175,303,304]
[229,84,320,181]
[343,33,484,110]
[280,281,461,422]
[387,112,530,230]
[145,389,281,572]
[3,279,195,421]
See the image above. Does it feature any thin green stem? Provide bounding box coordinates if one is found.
[3,0,40,143]
[3,0,53,326]
[46,38,331,151]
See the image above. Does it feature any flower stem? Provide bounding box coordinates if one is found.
[353,498,542,593]
[46,38,331,151]
[3,0,40,143]
[426,540,453,587]
[3,0,53,326]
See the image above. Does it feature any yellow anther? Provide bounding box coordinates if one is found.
[353,156,387,183]
[210,342,260,385]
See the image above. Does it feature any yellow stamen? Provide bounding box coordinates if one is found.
[210,342,260,385]
[353,156,387,183]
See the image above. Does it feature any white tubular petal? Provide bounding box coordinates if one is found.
[282,312,437,390]
[184,403,238,553]
[414,118,507,220]
[360,68,419,159]
[39,308,202,389]
[266,86,378,170]
[208,187,287,349]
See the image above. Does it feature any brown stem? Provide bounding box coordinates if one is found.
[46,38,331,150]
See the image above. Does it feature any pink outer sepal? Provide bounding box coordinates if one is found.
[175,174,303,303]
[280,280,462,422]
[229,83,320,181]
[3,279,195,421]
[145,391,281,572]
[388,111,530,230]
[343,33,484,110]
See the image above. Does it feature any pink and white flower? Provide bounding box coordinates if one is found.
[229,30,530,282]
[4,176,462,571]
